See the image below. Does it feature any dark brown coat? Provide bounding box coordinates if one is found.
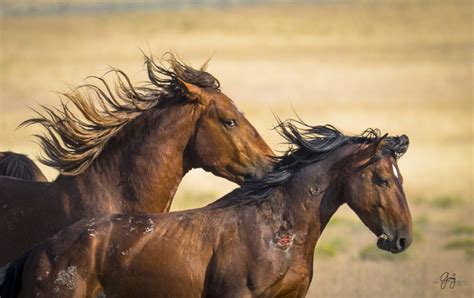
[1,123,412,297]
[0,54,273,265]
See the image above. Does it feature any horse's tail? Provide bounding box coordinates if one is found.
[0,253,29,298]
[0,151,47,182]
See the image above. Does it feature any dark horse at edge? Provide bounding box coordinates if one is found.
[0,152,47,182]
[0,53,274,266]
[1,121,412,297]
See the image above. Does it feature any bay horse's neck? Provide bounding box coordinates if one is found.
[263,149,349,255]
[56,102,200,214]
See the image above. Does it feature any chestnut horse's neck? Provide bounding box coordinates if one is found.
[55,102,201,214]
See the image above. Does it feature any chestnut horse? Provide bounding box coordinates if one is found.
[0,152,47,182]
[0,121,412,297]
[0,53,273,265]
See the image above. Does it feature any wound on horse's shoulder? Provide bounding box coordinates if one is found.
[273,229,295,250]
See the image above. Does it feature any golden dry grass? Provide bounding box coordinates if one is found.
[0,1,472,297]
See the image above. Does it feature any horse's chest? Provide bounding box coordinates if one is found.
[251,266,310,298]
[249,250,310,296]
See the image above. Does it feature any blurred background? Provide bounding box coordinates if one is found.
[0,0,472,296]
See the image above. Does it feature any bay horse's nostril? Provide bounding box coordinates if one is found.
[397,237,407,250]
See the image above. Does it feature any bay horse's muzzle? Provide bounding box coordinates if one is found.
[377,233,411,253]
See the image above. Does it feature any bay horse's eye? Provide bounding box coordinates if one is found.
[377,178,390,188]
[222,119,237,128]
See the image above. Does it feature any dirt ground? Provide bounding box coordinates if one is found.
[0,1,472,297]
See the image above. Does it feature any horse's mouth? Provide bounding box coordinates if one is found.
[234,175,246,185]
[222,167,262,185]
[217,170,246,185]
[376,233,391,252]
[220,157,273,185]
[377,233,405,254]
[234,173,256,185]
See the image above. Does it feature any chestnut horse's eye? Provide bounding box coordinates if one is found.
[222,119,237,128]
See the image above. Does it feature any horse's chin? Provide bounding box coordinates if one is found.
[216,171,245,185]
[226,169,260,185]
[234,175,246,185]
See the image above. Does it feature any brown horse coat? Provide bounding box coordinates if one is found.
[0,54,273,265]
[1,122,412,297]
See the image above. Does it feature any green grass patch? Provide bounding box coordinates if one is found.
[444,238,474,260]
[359,244,410,261]
[430,196,464,209]
[315,238,347,258]
[414,215,429,228]
[412,215,430,241]
[450,224,474,236]
[444,238,474,250]
[465,248,474,260]
[413,227,424,241]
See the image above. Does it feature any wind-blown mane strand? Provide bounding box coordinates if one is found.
[242,119,409,199]
[20,53,220,176]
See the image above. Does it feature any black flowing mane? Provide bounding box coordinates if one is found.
[242,119,409,199]
[20,53,220,175]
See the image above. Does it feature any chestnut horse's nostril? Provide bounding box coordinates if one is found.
[397,237,407,250]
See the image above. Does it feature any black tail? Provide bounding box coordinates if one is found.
[0,253,29,298]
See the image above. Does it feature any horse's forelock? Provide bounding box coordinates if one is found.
[384,135,409,159]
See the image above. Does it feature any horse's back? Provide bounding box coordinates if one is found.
[3,208,235,296]
[98,211,226,296]
[14,212,219,296]
[0,176,51,204]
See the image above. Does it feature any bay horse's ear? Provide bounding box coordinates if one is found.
[178,79,209,105]
[350,133,388,170]
[373,133,388,156]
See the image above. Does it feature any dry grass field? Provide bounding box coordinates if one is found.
[0,0,472,297]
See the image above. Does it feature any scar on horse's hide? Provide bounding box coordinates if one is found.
[273,228,294,250]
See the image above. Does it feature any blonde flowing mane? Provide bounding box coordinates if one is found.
[21,53,220,175]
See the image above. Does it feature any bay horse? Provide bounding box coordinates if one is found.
[0,53,273,266]
[1,121,412,297]
[0,152,47,182]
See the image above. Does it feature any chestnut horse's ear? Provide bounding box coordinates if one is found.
[178,79,209,105]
